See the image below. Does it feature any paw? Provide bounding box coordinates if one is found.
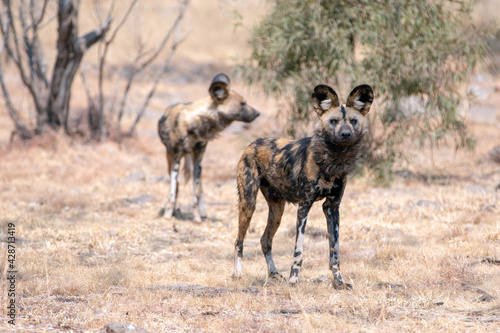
[193,213,202,223]
[332,270,352,290]
[232,271,242,280]
[332,280,353,290]
[163,206,174,219]
[193,206,206,223]
[269,272,286,282]
[288,275,299,285]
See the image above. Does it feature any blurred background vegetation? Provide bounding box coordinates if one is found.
[237,0,496,184]
[1,0,499,184]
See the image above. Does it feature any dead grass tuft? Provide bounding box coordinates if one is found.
[437,255,482,287]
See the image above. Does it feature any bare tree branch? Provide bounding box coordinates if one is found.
[30,0,49,28]
[29,1,50,88]
[127,28,191,137]
[20,0,49,90]
[80,16,112,50]
[79,66,100,138]
[116,0,190,140]
[94,0,138,141]
[1,0,189,141]
[1,0,46,119]
[0,0,50,137]
[0,42,34,139]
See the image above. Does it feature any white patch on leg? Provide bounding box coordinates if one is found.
[169,170,178,199]
[164,169,178,219]
[192,176,202,222]
[332,265,345,289]
[199,192,207,217]
[265,252,278,276]
[233,254,242,278]
[290,216,307,283]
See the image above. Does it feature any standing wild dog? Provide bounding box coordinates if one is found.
[158,73,260,222]
[233,84,373,288]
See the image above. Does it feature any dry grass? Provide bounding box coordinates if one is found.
[0,112,498,333]
[1,1,500,332]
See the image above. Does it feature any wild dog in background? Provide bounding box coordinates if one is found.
[233,84,374,288]
[158,73,260,222]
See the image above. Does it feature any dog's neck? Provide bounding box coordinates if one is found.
[312,129,365,177]
[192,107,233,140]
[216,111,235,127]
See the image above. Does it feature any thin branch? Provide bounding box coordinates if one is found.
[30,0,49,28]
[133,1,188,73]
[127,30,191,137]
[80,66,97,116]
[0,42,34,139]
[79,17,112,50]
[95,0,138,141]
[1,0,46,117]
[29,0,50,86]
[116,0,190,140]
[80,66,100,138]
[115,2,188,133]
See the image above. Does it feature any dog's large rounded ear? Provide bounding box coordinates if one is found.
[346,84,373,115]
[311,85,339,116]
[209,73,230,103]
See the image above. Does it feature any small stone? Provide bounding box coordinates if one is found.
[474,294,495,302]
[416,199,441,208]
[466,185,487,194]
[125,194,156,204]
[124,171,146,183]
[480,204,496,212]
[106,322,151,333]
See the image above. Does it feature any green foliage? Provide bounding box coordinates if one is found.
[237,0,487,184]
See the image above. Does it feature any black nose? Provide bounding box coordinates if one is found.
[341,131,351,139]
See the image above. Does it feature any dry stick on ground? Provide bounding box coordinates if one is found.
[115,0,190,141]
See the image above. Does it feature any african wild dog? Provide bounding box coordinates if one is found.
[158,73,260,222]
[233,84,373,288]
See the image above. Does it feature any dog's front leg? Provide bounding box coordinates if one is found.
[164,156,181,219]
[192,144,207,223]
[323,198,345,289]
[322,178,350,289]
[289,202,313,284]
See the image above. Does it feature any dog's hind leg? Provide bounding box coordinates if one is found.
[233,155,260,278]
[260,185,285,279]
[192,143,207,223]
[163,153,181,219]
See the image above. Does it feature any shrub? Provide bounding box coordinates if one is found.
[238,0,488,184]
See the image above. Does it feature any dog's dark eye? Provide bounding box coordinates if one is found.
[240,102,247,107]
[330,118,338,125]
[350,118,358,126]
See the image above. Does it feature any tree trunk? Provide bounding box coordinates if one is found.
[42,0,110,135]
